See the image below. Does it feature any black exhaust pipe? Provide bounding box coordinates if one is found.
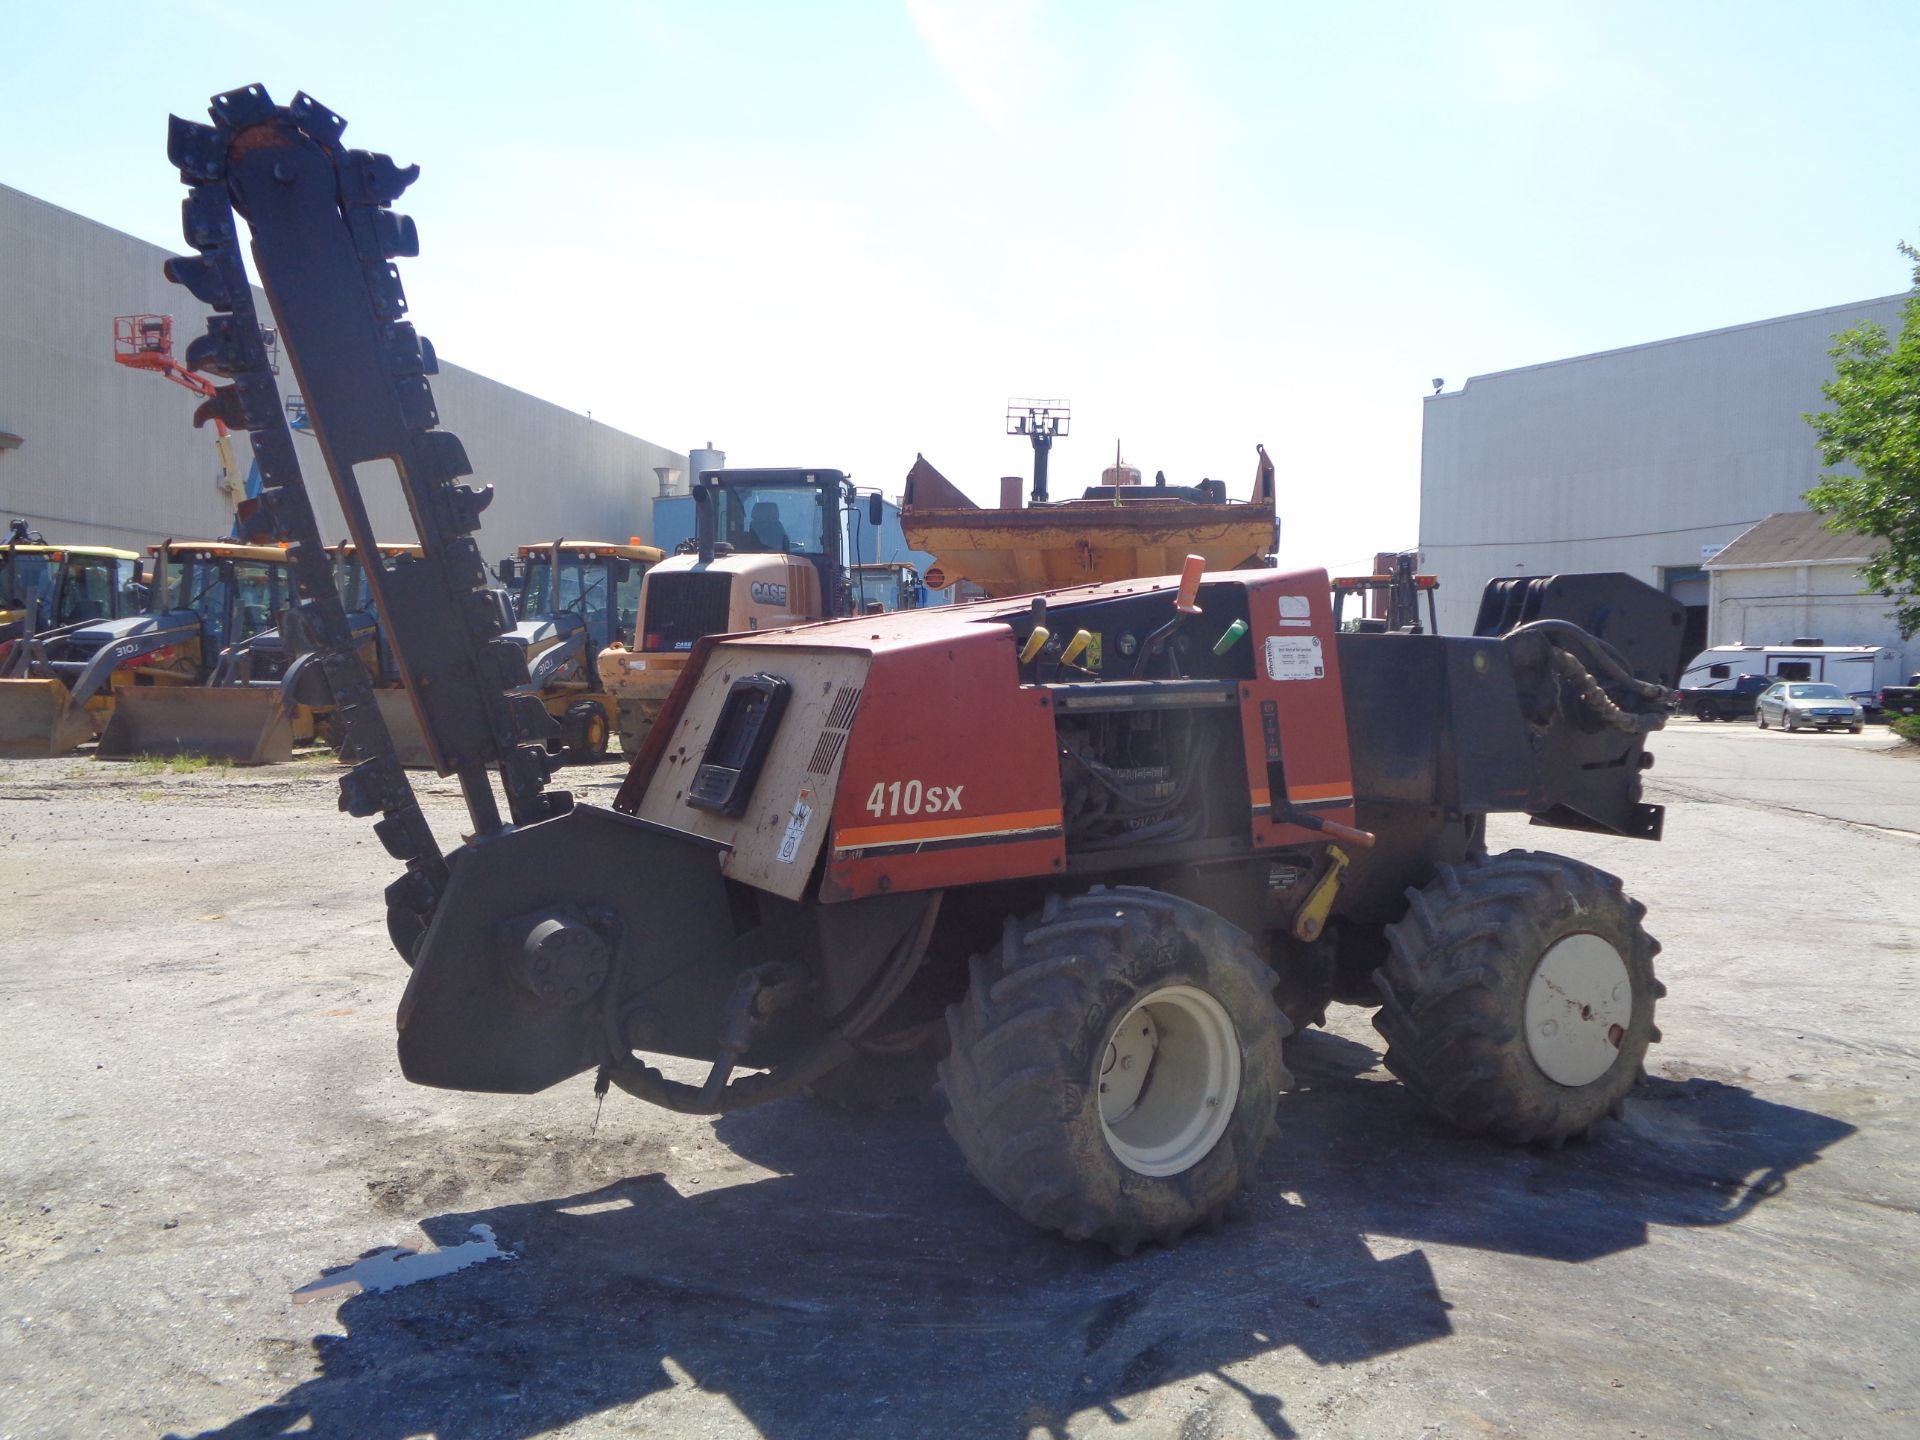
[694,479,716,565]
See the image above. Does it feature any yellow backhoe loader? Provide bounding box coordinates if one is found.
[0,540,300,762]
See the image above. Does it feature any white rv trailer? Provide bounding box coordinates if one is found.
[1679,640,1903,707]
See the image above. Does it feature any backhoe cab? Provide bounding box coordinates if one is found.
[0,540,299,761]
[0,541,144,653]
[500,540,661,763]
[597,469,880,752]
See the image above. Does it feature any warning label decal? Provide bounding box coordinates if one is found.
[777,788,815,863]
[1263,635,1325,681]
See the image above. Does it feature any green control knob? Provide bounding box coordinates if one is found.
[1212,618,1249,656]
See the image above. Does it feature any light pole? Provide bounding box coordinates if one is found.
[1006,398,1070,505]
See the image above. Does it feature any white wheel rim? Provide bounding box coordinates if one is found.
[1096,984,1240,1177]
[1524,933,1633,1087]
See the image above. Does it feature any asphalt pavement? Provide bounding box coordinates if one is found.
[1655,717,1920,835]
[0,726,1916,1439]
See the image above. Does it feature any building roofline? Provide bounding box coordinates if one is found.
[1706,555,1875,571]
[0,181,177,253]
[1428,292,1912,398]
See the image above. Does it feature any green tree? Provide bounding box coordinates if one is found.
[1805,243,1920,638]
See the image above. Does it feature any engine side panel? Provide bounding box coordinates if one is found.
[824,625,1065,902]
[1235,569,1359,847]
[630,642,871,899]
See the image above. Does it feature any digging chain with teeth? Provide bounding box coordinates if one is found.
[164,84,569,950]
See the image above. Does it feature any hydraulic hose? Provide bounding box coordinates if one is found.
[1548,646,1666,734]
[1501,619,1671,701]
[599,1033,856,1116]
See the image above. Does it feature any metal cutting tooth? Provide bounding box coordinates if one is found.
[166,116,226,182]
[181,185,236,251]
[161,253,232,308]
[210,83,278,128]
[183,322,241,377]
[347,207,418,261]
[342,149,419,207]
[289,92,347,147]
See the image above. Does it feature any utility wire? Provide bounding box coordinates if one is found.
[1424,518,1766,549]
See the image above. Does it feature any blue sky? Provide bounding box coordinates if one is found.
[8,0,1918,572]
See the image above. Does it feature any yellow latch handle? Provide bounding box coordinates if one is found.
[1292,846,1351,943]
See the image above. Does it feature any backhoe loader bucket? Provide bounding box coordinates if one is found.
[331,689,435,769]
[95,686,293,765]
[0,679,98,757]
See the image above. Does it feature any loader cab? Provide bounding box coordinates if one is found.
[158,545,290,653]
[146,545,295,683]
[0,546,142,643]
[694,468,862,618]
[329,543,421,682]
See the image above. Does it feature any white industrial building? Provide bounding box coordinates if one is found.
[0,182,686,554]
[1705,511,1895,651]
[1419,294,1914,674]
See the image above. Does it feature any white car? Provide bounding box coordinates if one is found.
[1755,681,1865,733]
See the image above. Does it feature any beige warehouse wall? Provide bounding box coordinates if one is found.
[0,183,683,557]
[1419,296,1909,635]
[1712,562,1916,675]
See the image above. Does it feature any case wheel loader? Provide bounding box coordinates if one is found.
[157,86,1688,1252]
[598,469,884,755]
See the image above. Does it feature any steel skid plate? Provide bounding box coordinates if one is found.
[396,804,737,1094]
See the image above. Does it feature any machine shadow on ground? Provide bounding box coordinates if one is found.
[172,1033,1855,1440]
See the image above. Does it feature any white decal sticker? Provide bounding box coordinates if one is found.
[1264,635,1325,681]
[1277,594,1313,627]
[777,788,815,863]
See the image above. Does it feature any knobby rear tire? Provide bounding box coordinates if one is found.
[941,886,1289,1253]
[1372,850,1663,1146]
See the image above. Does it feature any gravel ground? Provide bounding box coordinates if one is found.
[1,726,1916,1440]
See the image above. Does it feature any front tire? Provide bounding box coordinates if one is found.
[616,699,659,756]
[560,700,611,764]
[941,887,1289,1252]
[1372,851,1663,1145]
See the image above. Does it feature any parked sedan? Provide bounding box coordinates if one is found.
[1756,681,1866,733]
